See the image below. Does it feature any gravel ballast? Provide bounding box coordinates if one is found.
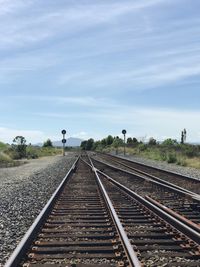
[0,152,78,266]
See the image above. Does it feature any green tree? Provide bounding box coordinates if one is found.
[132,137,138,144]
[92,140,102,151]
[80,140,87,150]
[127,137,133,144]
[13,136,27,158]
[101,138,107,147]
[181,128,187,144]
[106,135,114,145]
[86,138,94,150]
[162,138,178,146]
[43,139,53,147]
[148,137,157,146]
[113,136,123,154]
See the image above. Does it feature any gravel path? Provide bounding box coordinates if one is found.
[115,153,200,180]
[0,152,78,266]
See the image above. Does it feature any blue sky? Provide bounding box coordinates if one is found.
[1,0,200,143]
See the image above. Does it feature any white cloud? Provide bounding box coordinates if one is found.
[32,104,200,143]
[0,127,58,144]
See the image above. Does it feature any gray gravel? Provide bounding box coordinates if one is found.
[0,152,78,266]
[115,153,200,180]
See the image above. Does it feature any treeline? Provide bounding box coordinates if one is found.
[81,135,123,151]
[80,135,200,167]
[80,135,149,151]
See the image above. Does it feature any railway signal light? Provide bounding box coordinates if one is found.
[61,129,67,156]
[122,129,127,156]
[61,129,66,135]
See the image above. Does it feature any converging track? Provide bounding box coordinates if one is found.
[5,154,200,267]
[95,153,200,195]
[90,153,200,228]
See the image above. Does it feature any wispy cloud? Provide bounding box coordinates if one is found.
[10,95,117,108]
[0,0,167,50]
[32,105,200,142]
[0,0,32,16]
[56,55,200,91]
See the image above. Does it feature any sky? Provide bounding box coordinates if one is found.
[0,0,200,144]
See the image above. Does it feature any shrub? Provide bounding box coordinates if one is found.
[167,153,177,163]
[159,151,167,161]
[148,137,157,146]
[43,139,53,147]
[12,136,27,158]
[162,138,178,147]
[138,143,147,152]
[177,157,187,166]
[0,152,12,163]
[183,146,198,158]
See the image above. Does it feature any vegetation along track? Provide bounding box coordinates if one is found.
[89,153,200,232]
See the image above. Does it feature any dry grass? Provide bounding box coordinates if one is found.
[104,145,200,170]
[185,157,200,169]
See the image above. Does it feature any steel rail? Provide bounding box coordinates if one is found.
[91,157,200,202]
[145,195,200,234]
[102,152,200,183]
[85,157,142,267]
[93,165,200,245]
[4,156,80,267]
[98,154,200,198]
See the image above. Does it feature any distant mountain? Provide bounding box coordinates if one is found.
[36,137,83,147]
[53,137,83,147]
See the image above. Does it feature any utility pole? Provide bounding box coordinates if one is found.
[122,129,127,156]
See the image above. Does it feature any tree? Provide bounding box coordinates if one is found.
[43,139,53,147]
[86,138,94,150]
[106,135,114,146]
[113,136,123,154]
[101,138,107,147]
[80,139,94,151]
[80,140,87,150]
[148,137,157,146]
[92,140,102,151]
[162,138,178,146]
[181,129,187,144]
[127,137,133,144]
[132,137,138,144]
[13,136,27,158]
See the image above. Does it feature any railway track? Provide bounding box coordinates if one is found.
[94,153,200,195]
[5,157,139,267]
[5,154,200,266]
[88,154,200,231]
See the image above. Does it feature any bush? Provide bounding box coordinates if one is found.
[167,153,177,163]
[138,143,147,152]
[0,141,8,151]
[162,138,178,147]
[0,152,12,163]
[148,137,157,146]
[177,157,187,166]
[43,139,53,147]
[183,146,198,158]
[159,151,167,161]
